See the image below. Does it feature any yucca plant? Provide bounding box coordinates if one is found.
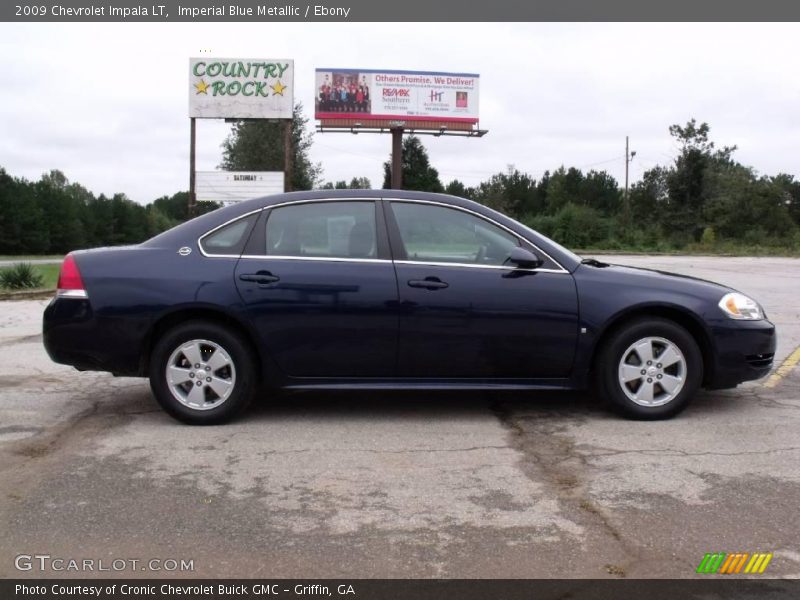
[0,262,44,290]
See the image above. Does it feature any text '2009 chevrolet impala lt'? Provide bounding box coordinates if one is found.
[43,190,776,424]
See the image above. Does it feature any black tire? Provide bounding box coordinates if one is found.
[596,318,703,420]
[149,321,257,425]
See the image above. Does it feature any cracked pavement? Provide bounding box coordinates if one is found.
[0,255,799,579]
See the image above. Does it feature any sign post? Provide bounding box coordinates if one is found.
[189,117,196,215]
[391,127,403,190]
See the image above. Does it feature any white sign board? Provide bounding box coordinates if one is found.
[196,171,284,205]
[314,68,479,124]
[189,58,294,119]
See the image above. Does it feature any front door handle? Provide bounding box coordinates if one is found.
[239,271,280,284]
[408,277,449,290]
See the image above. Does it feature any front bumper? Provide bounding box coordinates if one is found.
[706,318,776,389]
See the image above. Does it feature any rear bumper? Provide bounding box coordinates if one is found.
[706,319,776,389]
[43,297,144,376]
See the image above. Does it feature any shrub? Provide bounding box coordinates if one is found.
[523,214,557,238]
[701,227,716,247]
[0,262,44,290]
[551,203,610,248]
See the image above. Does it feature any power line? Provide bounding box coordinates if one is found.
[578,155,625,169]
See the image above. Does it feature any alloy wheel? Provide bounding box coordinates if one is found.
[165,339,236,411]
[617,336,686,407]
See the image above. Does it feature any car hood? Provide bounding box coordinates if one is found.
[579,262,735,298]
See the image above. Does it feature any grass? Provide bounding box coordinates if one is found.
[0,255,63,261]
[34,264,60,289]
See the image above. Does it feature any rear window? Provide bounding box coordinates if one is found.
[200,214,258,256]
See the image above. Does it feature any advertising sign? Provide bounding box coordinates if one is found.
[190,58,294,119]
[196,171,284,205]
[314,68,479,123]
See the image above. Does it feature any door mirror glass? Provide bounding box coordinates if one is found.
[508,246,542,269]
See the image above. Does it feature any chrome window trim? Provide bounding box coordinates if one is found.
[195,196,570,274]
[239,255,390,264]
[393,260,564,274]
[387,198,569,274]
[268,197,384,210]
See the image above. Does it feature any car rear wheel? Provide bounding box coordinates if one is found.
[149,321,257,424]
[597,318,702,419]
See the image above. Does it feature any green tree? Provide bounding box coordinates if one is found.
[444,179,472,199]
[0,169,49,254]
[348,176,371,189]
[550,203,610,249]
[703,165,797,244]
[580,170,621,216]
[771,173,800,227]
[35,170,86,253]
[629,166,668,225]
[220,103,322,191]
[146,205,176,237]
[663,119,737,243]
[471,166,542,217]
[544,167,585,215]
[319,177,372,190]
[153,191,217,221]
[382,136,444,192]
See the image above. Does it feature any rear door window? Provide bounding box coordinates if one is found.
[265,201,377,259]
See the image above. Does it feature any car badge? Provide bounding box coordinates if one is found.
[178,246,192,256]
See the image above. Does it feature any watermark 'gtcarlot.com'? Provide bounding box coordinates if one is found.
[15,554,195,573]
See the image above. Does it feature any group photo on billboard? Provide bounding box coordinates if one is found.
[315,68,480,123]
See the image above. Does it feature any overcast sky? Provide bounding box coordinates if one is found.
[1,22,798,203]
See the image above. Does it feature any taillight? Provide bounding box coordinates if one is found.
[56,253,88,299]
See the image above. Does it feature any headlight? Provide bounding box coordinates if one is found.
[718,292,763,320]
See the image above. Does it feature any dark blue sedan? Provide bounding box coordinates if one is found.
[43,190,776,424]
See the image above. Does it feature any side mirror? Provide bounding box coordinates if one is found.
[508,246,543,269]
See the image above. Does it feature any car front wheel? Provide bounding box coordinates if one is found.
[597,318,703,419]
[149,321,257,424]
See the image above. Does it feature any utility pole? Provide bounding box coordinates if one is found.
[624,136,636,225]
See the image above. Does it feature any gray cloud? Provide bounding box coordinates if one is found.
[1,22,798,203]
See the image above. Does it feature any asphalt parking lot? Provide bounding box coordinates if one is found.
[1,255,798,579]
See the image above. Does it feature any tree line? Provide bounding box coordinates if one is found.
[0,169,217,255]
[1,111,798,256]
[384,121,800,252]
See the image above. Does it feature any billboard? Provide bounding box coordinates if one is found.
[196,171,284,205]
[314,68,479,124]
[190,58,294,119]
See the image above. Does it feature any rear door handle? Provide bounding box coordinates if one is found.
[239,272,280,284]
[408,277,449,290]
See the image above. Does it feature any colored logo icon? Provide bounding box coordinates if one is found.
[696,552,773,574]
